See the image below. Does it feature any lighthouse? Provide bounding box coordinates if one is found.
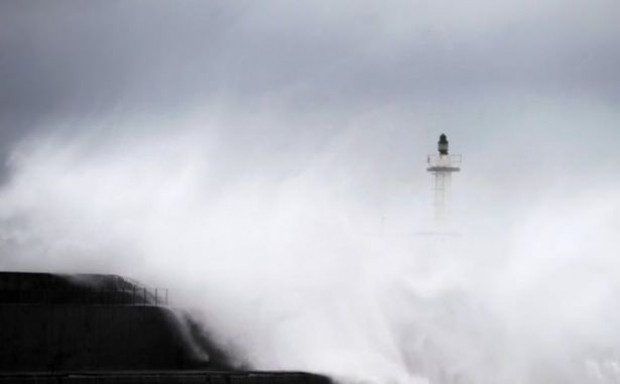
[427,134,461,222]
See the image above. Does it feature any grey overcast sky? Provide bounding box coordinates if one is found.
[1,0,619,145]
[0,0,617,204]
[0,0,619,216]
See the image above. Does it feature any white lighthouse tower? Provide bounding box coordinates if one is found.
[427,134,461,223]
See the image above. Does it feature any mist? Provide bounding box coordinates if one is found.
[1,1,620,383]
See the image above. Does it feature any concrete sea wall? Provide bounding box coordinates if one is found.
[0,304,206,371]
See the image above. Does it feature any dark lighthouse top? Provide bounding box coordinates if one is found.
[438,133,449,155]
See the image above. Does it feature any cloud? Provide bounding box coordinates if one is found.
[1,0,617,127]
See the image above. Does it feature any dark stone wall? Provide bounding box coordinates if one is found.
[0,371,332,384]
[0,272,164,305]
[0,304,208,371]
[0,272,332,384]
